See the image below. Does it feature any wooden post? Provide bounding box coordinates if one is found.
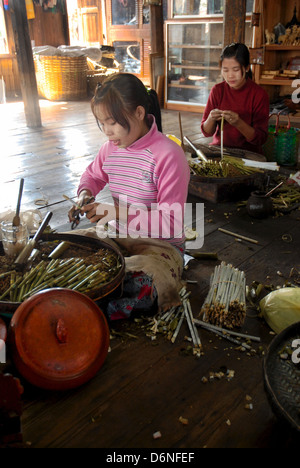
[223,0,247,46]
[8,0,42,128]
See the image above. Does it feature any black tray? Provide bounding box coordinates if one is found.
[263,321,300,432]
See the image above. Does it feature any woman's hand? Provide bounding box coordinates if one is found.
[68,190,93,225]
[222,111,240,126]
[82,202,103,224]
[202,109,223,136]
[81,203,121,225]
[209,109,224,122]
[222,111,256,142]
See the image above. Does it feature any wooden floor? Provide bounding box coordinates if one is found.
[0,99,299,449]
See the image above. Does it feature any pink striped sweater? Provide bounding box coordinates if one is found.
[78,117,190,246]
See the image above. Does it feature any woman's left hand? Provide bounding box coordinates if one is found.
[81,202,119,224]
[81,202,104,223]
[222,111,240,127]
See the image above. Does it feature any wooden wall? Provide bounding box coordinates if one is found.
[0,3,69,98]
[0,6,20,97]
[28,5,69,47]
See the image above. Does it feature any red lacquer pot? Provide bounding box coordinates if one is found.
[8,288,110,391]
[0,318,7,342]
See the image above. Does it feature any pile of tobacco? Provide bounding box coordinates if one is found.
[189,156,263,178]
[0,240,122,303]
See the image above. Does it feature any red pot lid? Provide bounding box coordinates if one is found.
[9,289,110,391]
[0,318,7,342]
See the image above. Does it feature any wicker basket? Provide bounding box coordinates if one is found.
[87,70,118,95]
[34,55,88,101]
[87,71,108,95]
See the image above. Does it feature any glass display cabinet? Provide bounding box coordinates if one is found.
[164,0,254,112]
[164,19,223,111]
[170,0,254,18]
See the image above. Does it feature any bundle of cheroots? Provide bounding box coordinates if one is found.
[200,262,247,329]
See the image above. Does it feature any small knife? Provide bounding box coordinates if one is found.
[184,137,208,162]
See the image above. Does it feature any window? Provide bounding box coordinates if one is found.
[0,1,8,54]
[111,0,137,25]
[172,0,254,18]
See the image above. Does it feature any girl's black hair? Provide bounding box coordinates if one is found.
[91,73,162,132]
[220,43,253,79]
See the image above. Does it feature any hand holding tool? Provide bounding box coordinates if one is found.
[63,195,95,229]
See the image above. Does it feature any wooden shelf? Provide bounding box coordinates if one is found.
[168,82,206,90]
[170,64,220,71]
[253,0,300,103]
[259,78,295,86]
[169,44,223,49]
[265,45,300,51]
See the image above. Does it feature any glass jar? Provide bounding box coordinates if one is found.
[0,221,29,257]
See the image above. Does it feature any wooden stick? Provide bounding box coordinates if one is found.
[178,112,184,149]
[193,319,261,343]
[171,309,185,343]
[218,228,259,245]
[205,326,252,350]
[221,115,224,160]
[265,181,284,197]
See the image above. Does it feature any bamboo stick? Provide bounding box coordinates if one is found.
[218,228,259,245]
[204,326,252,350]
[193,319,261,343]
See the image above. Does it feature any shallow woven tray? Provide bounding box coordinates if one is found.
[263,321,300,432]
[0,233,125,316]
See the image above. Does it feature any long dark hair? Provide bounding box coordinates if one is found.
[91,73,162,132]
[220,43,253,79]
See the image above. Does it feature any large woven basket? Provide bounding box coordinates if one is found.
[34,55,88,101]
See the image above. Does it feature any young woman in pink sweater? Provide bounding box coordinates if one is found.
[201,43,269,154]
[69,73,190,320]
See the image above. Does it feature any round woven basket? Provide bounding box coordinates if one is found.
[264,321,300,432]
[87,70,118,95]
[87,71,109,95]
[34,55,88,101]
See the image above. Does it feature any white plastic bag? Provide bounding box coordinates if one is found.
[0,209,42,239]
[260,288,300,334]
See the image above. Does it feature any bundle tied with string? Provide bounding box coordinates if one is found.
[200,262,247,329]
